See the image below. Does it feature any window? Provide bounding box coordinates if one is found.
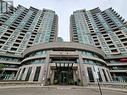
[98,69,102,82]
[87,67,94,82]
[33,66,41,81]
[107,70,112,81]
[25,67,32,81]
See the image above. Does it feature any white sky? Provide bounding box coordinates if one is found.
[13,0,127,41]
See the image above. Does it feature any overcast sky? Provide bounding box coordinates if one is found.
[14,0,127,41]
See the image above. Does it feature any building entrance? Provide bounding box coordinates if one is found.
[54,67,74,85]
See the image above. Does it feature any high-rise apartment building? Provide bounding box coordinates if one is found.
[0,5,112,85]
[70,7,127,82]
[0,5,58,79]
[0,5,58,55]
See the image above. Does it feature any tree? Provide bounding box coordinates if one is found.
[0,63,4,70]
[0,63,5,79]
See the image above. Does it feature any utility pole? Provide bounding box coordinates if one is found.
[97,78,103,95]
[93,66,103,95]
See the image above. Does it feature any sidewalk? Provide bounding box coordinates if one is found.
[0,85,127,93]
[85,86,127,93]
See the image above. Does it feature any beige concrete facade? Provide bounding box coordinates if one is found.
[22,42,106,57]
[15,42,112,86]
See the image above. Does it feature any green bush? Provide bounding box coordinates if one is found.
[0,64,4,70]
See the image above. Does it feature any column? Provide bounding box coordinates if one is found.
[100,69,106,82]
[17,68,23,80]
[15,69,21,80]
[51,69,55,85]
[104,69,109,82]
[78,53,88,86]
[43,53,50,85]
[73,70,77,82]
[38,65,44,82]
[84,66,89,83]
[29,66,36,82]
[92,66,97,83]
[108,70,113,81]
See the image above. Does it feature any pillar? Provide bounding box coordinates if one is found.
[29,66,36,82]
[51,69,55,85]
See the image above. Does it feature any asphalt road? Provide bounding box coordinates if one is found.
[0,87,127,95]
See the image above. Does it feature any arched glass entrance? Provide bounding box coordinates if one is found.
[49,57,79,85]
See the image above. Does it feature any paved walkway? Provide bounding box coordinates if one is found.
[0,86,127,95]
